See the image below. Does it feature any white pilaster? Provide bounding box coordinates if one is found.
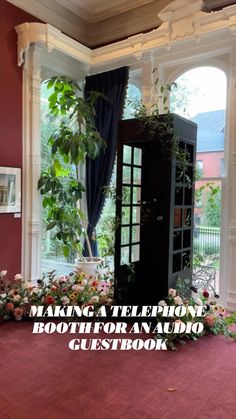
[226,49,236,310]
[21,44,42,281]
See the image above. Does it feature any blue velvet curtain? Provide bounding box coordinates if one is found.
[84,66,129,256]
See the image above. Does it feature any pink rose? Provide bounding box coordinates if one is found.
[6,302,14,311]
[13,307,24,321]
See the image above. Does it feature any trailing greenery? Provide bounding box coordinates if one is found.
[38,77,105,258]
[131,70,189,171]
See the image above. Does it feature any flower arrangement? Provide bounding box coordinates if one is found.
[0,270,113,322]
[157,281,236,350]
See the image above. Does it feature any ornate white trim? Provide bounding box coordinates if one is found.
[21,43,42,281]
[15,2,236,71]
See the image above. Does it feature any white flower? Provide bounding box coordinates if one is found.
[72,284,79,291]
[13,295,21,302]
[158,300,167,306]
[32,287,41,295]
[174,296,183,305]
[0,270,7,277]
[81,279,88,286]
[168,288,177,297]
[23,297,29,304]
[194,299,203,306]
[61,296,70,305]
[14,274,22,280]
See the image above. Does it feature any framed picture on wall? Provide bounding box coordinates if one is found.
[0,167,21,213]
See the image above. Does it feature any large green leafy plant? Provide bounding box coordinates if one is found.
[38,77,105,259]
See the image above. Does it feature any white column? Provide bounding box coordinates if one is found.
[21,44,42,281]
[226,47,236,310]
[141,59,154,109]
[141,57,166,113]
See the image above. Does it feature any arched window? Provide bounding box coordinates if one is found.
[170,66,227,293]
[123,84,142,119]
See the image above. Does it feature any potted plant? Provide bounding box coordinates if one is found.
[38,76,105,275]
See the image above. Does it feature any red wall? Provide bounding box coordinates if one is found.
[0,1,41,278]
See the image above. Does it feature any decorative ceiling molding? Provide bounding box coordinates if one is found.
[15,0,236,74]
[7,0,170,47]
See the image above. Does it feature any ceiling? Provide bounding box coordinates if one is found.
[55,0,155,23]
[7,0,236,48]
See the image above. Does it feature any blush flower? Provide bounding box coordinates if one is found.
[13,307,24,321]
[6,302,14,311]
[174,296,183,305]
[168,288,177,297]
[158,300,167,306]
[89,296,99,304]
[13,295,21,302]
[60,296,70,305]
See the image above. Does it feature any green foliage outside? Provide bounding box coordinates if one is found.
[41,83,69,261]
[96,85,142,262]
[205,189,221,227]
[170,75,200,118]
[39,77,105,260]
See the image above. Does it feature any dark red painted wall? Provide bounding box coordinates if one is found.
[0,1,41,278]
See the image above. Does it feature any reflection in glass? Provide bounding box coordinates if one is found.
[132,225,140,243]
[132,186,141,204]
[121,246,129,265]
[121,206,130,225]
[122,165,131,184]
[133,147,142,166]
[131,244,140,262]
[121,226,130,245]
[122,186,131,204]
[132,206,141,224]
[133,167,141,185]
[123,145,132,164]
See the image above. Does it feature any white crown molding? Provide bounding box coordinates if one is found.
[15,23,92,67]
[15,0,236,73]
[7,0,168,47]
